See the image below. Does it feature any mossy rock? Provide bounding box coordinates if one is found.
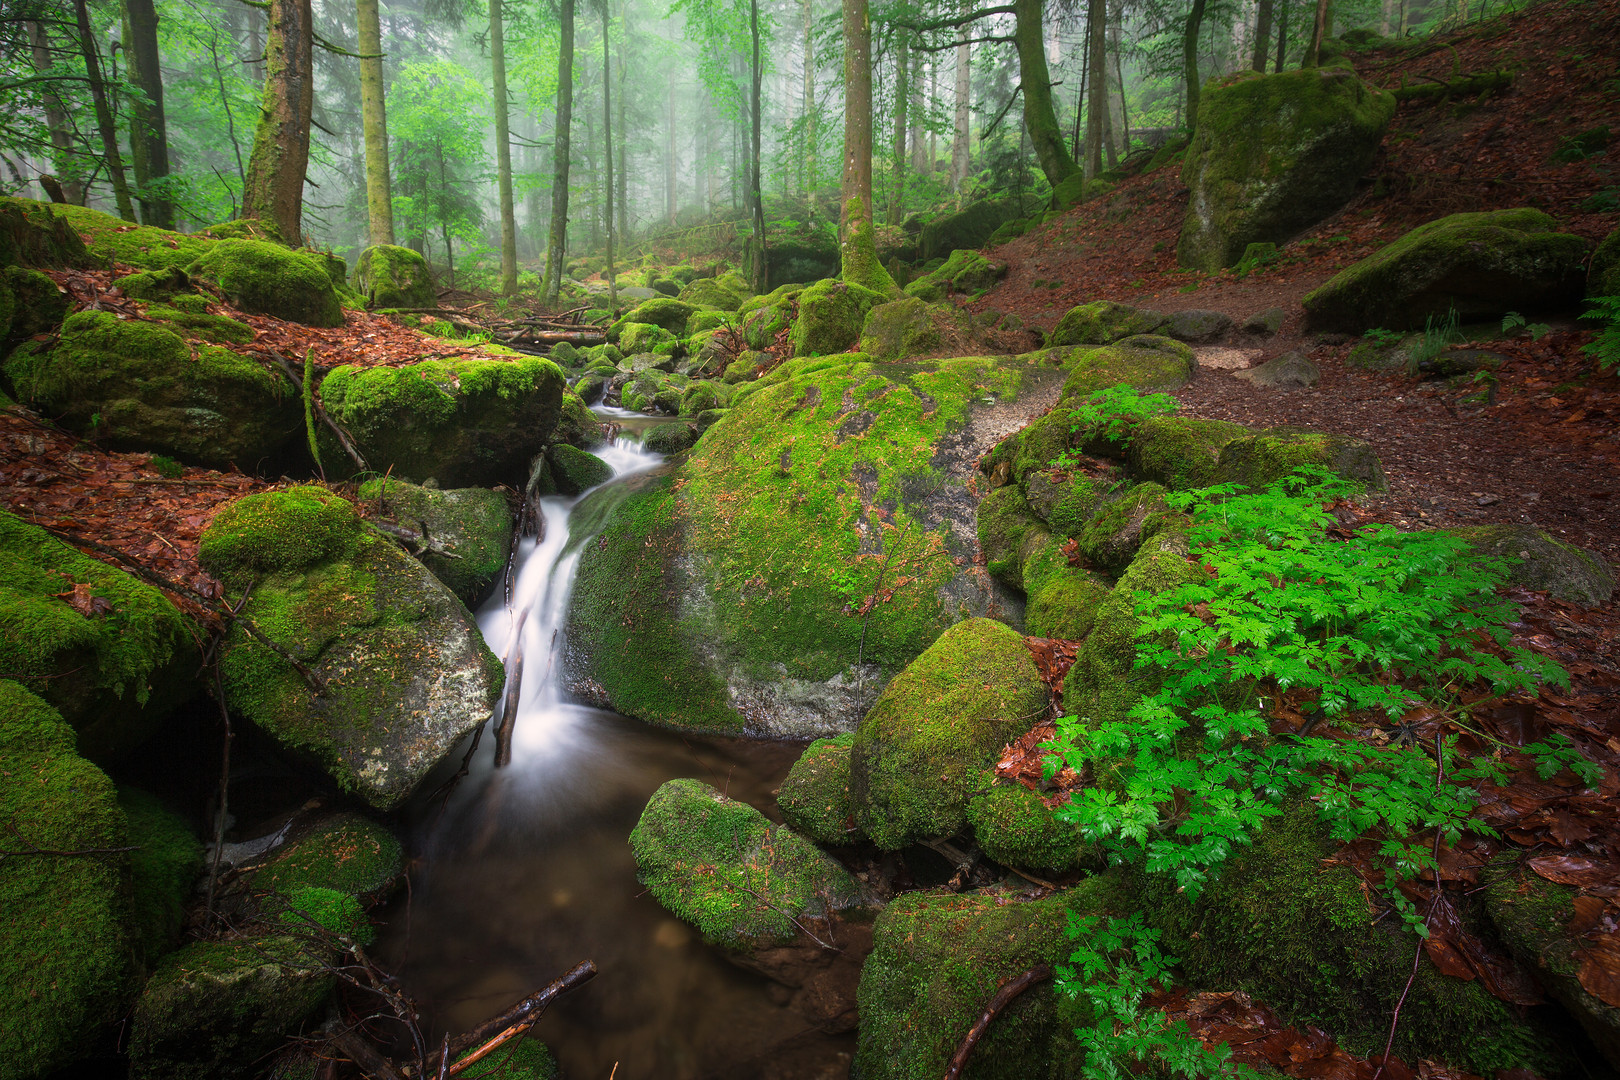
[553,387,608,447]
[977,484,1046,589]
[618,321,681,357]
[547,443,613,494]
[850,618,1048,849]
[250,813,403,901]
[777,733,862,846]
[679,380,727,416]
[200,218,287,246]
[1163,308,1235,343]
[652,387,683,414]
[119,788,203,968]
[50,202,216,271]
[723,352,764,384]
[3,310,299,469]
[319,355,565,487]
[1025,572,1113,640]
[128,937,333,1080]
[677,275,750,311]
[854,883,1119,1079]
[1145,806,1567,1075]
[902,249,1007,302]
[1590,226,1620,299]
[644,421,697,455]
[858,296,961,361]
[1077,482,1183,573]
[918,197,1028,262]
[1128,416,1250,491]
[144,303,256,345]
[116,265,192,302]
[356,478,513,607]
[0,196,93,269]
[1024,470,1103,536]
[1051,339,1196,409]
[0,511,196,759]
[188,239,344,327]
[200,487,503,810]
[739,283,805,350]
[1213,427,1388,492]
[0,681,132,1080]
[1178,66,1397,272]
[1443,524,1614,606]
[355,244,434,309]
[2,265,69,345]
[455,1040,560,1079]
[967,782,1095,874]
[1050,300,1167,346]
[790,279,886,357]
[1303,208,1591,332]
[610,297,698,337]
[629,777,874,951]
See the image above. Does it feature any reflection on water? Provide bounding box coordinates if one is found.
[375,418,854,1079]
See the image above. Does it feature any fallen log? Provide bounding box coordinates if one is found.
[1390,70,1512,103]
[495,329,607,347]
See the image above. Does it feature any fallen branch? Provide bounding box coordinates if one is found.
[262,348,368,473]
[1389,69,1512,102]
[943,964,1053,1080]
[419,961,599,1077]
[492,611,532,769]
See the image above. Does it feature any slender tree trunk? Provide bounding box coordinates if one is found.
[1276,0,1290,69]
[911,51,927,174]
[1103,2,1119,167]
[358,0,393,244]
[1014,0,1079,188]
[543,0,575,305]
[925,56,937,174]
[747,0,767,291]
[602,0,615,311]
[615,0,628,244]
[1252,0,1274,71]
[436,140,454,287]
[666,66,677,223]
[802,0,815,196]
[490,0,517,294]
[839,0,894,294]
[243,0,313,243]
[27,21,84,204]
[951,37,970,194]
[1085,0,1106,179]
[1305,0,1330,66]
[1071,33,1088,162]
[122,0,172,227]
[1182,0,1208,138]
[887,31,909,225]
[1113,19,1130,155]
[72,0,135,221]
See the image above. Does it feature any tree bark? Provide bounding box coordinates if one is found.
[802,0,816,195]
[1276,0,1289,69]
[243,0,313,243]
[1182,0,1208,139]
[1084,0,1106,179]
[887,30,909,225]
[602,0,615,311]
[951,37,971,194]
[1253,0,1273,71]
[543,0,575,305]
[27,21,84,204]
[666,64,677,223]
[122,0,172,228]
[72,0,135,221]
[1014,0,1078,188]
[839,0,895,294]
[1305,0,1331,66]
[615,0,627,243]
[490,0,518,295]
[358,0,393,244]
[748,0,767,292]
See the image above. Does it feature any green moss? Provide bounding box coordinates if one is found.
[1050,300,1168,346]
[117,266,192,301]
[611,297,699,337]
[280,887,373,944]
[354,244,433,309]
[1442,524,1614,606]
[902,248,1006,302]
[857,296,957,361]
[199,486,362,581]
[457,1039,560,1079]
[201,219,288,245]
[0,681,131,1080]
[356,478,513,606]
[839,198,900,296]
[677,276,750,310]
[189,238,344,327]
[740,285,803,349]
[1128,417,1249,490]
[777,733,862,845]
[51,201,214,270]
[1049,340,1195,409]
[0,196,92,268]
[2,265,69,342]
[1026,573,1113,640]
[1025,470,1103,536]
[552,387,608,446]
[119,788,203,967]
[850,618,1049,849]
[1077,482,1182,573]
[0,512,194,757]
[253,813,403,899]
[619,321,681,356]
[645,419,696,453]
[977,484,1045,589]
[630,778,871,950]
[917,197,1026,262]
[548,443,613,493]
[1213,428,1388,492]
[686,309,729,337]
[145,303,257,344]
[967,782,1095,873]
[679,381,727,416]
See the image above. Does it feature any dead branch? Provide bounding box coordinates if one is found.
[0,819,139,860]
[492,610,531,769]
[262,348,369,473]
[417,961,599,1077]
[942,964,1053,1080]
[331,1027,408,1080]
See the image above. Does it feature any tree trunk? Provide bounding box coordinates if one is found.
[1252,0,1274,71]
[1084,0,1106,179]
[1182,0,1207,139]
[602,0,615,311]
[747,0,767,293]
[72,0,135,221]
[666,65,677,223]
[803,0,816,195]
[27,21,84,204]
[911,51,927,174]
[615,0,628,244]
[243,0,313,243]
[838,0,894,294]
[543,0,574,305]
[887,31,909,225]
[1305,0,1331,67]
[122,0,172,228]
[1103,2,1119,167]
[1276,0,1289,69]
[951,37,970,193]
[1113,14,1130,155]
[1014,0,1079,188]
[437,140,454,287]
[490,0,517,295]
[358,0,393,244]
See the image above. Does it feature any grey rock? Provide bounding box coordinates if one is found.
[1235,351,1320,388]
[1164,308,1235,343]
[1242,306,1289,335]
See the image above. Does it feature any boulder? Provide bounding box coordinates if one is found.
[919,197,1029,262]
[1303,208,1590,332]
[189,238,345,327]
[677,272,751,311]
[546,443,613,493]
[1178,66,1397,272]
[630,778,872,951]
[857,296,961,361]
[552,387,608,446]
[355,244,435,309]
[1127,416,1250,490]
[199,487,503,810]
[679,381,727,416]
[1213,428,1387,491]
[1243,306,1289,335]
[1591,226,1620,298]
[777,733,862,846]
[1234,351,1320,388]
[356,478,513,607]
[1053,338,1197,410]
[643,420,698,455]
[1023,470,1103,534]
[967,782,1096,874]
[1049,300,1167,346]
[902,249,1006,302]
[1077,482,1184,572]
[0,196,92,268]
[739,284,804,349]
[1162,308,1234,343]
[850,618,1049,848]
[4,310,300,469]
[618,321,680,357]
[1024,571,1112,641]
[790,279,887,356]
[610,297,699,337]
[318,354,565,486]
[755,227,839,289]
[119,788,203,967]
[2,265,71,347]
[0,511,195,760]
[1445,524,1613,606]
[977,484,1048,590]
[247,813,403,901]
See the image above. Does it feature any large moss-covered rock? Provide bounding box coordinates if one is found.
[128,937,333,1080]
[3,310,300,468]
[1077,482,1183,573]
[120,788,203,967]
[919,198,1028,262]
[546,443,613,493]
[249,813,403,901]
[902,249,1007,302]
[565,352,1049,737]
[1178,66,1397,272]
[977,484,1047,589]
[319,354,565,486]
[677,273,751,311]
[1128,416,1249,491]
[619,321,681,357]
[51,202,212,270]
[356,478,513,607]
[740,284,804,349]
[0,681,132,1080]
[1050,300,1167,346]
[858,296,962,361]
[790,279,887,356]
[189,238,344,327]
[0,511,195,759]
[777,733,861,846]
[0,196,92,268]
[1444,524,1614,606]
[1213,427,1387,491]
[630,778,872,951]
[1052,339,1197,410]
[552,387,608,447]
[1303,208,1590,332]
[850,618,1048,849]
[755,226,839,290]
[355,244,434,309]
[2,266,70,347]
[611,297,700,337]
[199,487,503,810]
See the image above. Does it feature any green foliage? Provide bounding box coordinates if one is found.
[1362,326,1404,346]
[1500,311,1550,341]
[1052,385,1178,469]
[1582,295,1620,370]
[1407,308,1459,374]
[389,61,490,273]
[149,455,185,479]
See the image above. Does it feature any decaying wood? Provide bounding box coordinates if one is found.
[332,1028,407,1080]
[1390,69,1512,102]
[415,960,599,1077]
[942,963,1053,1080]
[492,609,530,769]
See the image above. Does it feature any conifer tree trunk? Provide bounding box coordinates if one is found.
[1182,0,1207,138]
[802,0,815,195]
[543,0,575,304]
[1014,0,1078,188]
[838,0,894,294]
[490,0,517,295]
[602,0,615,311]
[122,0,172,228]
[615,0,628,243]
[71,0,135,221]
[747,0,766,292]
[1084,0,1106,179]
[243,0,313,243]
[28,21,84,204]
[358,0,393,244]
[1275,0,1289,69]
[951,37,970,194]
[1252,0,1274,72]
[1305,0,1330,66]
[887,31,908,225]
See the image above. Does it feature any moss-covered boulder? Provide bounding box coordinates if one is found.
[777,733,862,846]
[977,484,1047,589]
[1077,482,1182,573]
[0,681,133,1079]
[791,279,887,356]
[319,354,565,486]
[1050,300,1167,346]
[0,196,92,269]
[740,284,804,349]
[1591,226,1620,299]
[857,297,961,361]
[128,937,333,1080]
[902,249,1008,302]
[1302,208,1591,332]
[1444,524,1614,606]
[629,778,873,951]
[1023,471,1102,536]
[1025,571,1112,641]
[1052,339,1197,410]
[249,813,403,901]
[1213,427,1387,492]
[200,487,503,810]
[142,303,256,346]
[188,238,344,327]
[611,297,699,337]
[967,782,1095,874]
[1127,416,1249,491]
[643,420,698,455]
[0,512,195,759]
[677,274,750,311]
[356,478,512,607]
[120,788,203,967]
[678,380,726,417]
[618,321,681,357]
[547,443,613,493]
[850,618,1048,849]
[3,310,300,469]
[553,387,608,447]
[919,197,1028,262]
[854,883,1118,1079]
[1163,308,1235,343]
[2,266,70,346]
[355,244,435,309]
[53,203,218,271]
[1178,65,1397,272]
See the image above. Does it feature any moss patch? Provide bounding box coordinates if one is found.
[790,279,886,356]
[777,733,862,845]
[119,788,203,967]
[1050,300,1168,346]
[50,201,212,270]
[357,478,513,607]
[252,813,403,900]
[189,239,343,327]
[968,781,1095,873]
[200,485,361,579]
[1213,428,1388,492]
[355,244,434,309]
[1128,416,1249,490]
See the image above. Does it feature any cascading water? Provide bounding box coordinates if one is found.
[376,412,854,1079]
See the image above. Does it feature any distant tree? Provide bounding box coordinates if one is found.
[490,0,518,294]
[122,0,173,227]
[390,59,489,287]
[543,0,576,305]
[840,0,895,293]
[357,0,394,245]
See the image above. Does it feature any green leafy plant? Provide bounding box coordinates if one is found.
[148,454,184,479]
[1407,308,1460,374]
[1067,385,1179,447]
[1501,311,1551,341]
[1362,326,1404,347]
[1583,295,1620,370]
